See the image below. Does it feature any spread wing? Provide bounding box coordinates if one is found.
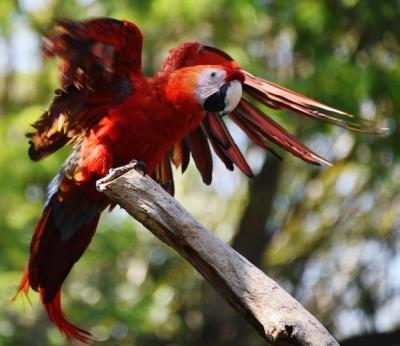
[27,18,143,161]
[155,42,384,193]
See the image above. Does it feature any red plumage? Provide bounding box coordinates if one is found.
[16,18,382,343]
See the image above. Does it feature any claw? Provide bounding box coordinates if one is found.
[130,160,147,176]
[161,180,173,191]
[96,160,148,191]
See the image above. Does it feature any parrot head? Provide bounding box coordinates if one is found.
[165,65,245,116]
[195,67,244,115]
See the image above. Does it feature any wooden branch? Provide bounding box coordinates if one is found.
[97,167,339,346]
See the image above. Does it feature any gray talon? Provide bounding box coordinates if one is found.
[96,160,148,192]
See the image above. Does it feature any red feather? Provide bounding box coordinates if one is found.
[205,113,254,177]
[185,126,213,184]
[235,99,331,166]
[43,291,94,344]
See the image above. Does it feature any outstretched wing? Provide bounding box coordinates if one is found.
[28,18,143,161]
[155,42,383,192]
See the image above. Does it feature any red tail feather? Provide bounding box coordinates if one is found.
[14,192,101,344]
[42,290,95,344]
[12,270,30,302]
[13,273,94,343]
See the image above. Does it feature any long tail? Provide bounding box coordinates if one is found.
[15,200,101,344]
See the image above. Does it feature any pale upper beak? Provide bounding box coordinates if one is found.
[222,80,242,115]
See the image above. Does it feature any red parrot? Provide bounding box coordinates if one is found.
[15,18,381,343]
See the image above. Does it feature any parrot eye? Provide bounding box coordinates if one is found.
[210,71,217,78]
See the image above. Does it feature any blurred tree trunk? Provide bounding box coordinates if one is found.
[195,156,282,346]
[340,329,400,346]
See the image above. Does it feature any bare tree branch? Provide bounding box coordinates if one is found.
[96,167,339,346]
[197,157,282,346]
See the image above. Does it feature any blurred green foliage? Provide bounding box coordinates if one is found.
[0,0,399,345]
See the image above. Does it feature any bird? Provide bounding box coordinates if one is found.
[14,17,382,343]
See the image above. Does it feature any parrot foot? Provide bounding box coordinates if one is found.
[110,160,147,177]
[97,160,148,190]
[154,178,172,191]
[129,160,148,176]
[161,180,173,191]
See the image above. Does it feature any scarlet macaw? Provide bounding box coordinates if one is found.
[15,18,380,343]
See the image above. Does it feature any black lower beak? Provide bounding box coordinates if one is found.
[203,83,229,113]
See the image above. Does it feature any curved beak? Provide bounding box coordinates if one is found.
[203,80,242,115]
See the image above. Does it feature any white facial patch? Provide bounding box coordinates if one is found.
[223,80,242,114]
[195,69,227,105]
